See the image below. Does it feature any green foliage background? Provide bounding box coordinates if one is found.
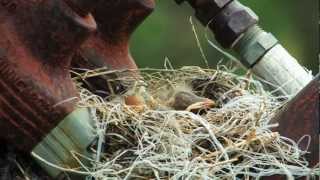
[131,0,318,74]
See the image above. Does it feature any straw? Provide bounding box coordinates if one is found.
[67,66,316,179]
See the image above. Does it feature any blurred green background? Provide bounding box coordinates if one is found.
[131,0,319,74]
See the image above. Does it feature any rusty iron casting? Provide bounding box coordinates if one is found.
[0,0,97,152]
[273,74,319,167]
[264,75,319,180]
[63,0,102,17]
[71,0,155,97]
[74,0,155,69]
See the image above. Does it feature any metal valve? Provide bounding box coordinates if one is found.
[175,0,313,96]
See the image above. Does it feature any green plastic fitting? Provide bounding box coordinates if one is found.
[32,108,96,178]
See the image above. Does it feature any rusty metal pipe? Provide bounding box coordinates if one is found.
[0,0,98,177]
[71,0,155,98]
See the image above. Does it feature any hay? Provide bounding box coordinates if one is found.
[68,66,318,179]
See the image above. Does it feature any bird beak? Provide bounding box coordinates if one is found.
[186,99,216,112]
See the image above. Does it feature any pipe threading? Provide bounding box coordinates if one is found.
[234,25,263,64]
[234,25,278,67]
[235,25,263,51]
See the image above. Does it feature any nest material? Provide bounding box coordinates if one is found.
[70,66,318,179]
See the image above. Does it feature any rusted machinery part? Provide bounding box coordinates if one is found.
[264,75,319,180]
[63,0,102,17]
[263,75,319,179]
[273,74,319,167]
[71,0,155,97]
[0,0,96,152]
[73,0,155,70]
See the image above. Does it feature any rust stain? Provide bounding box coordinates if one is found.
[265,75,319,180]
[273,75,319,167]
[73,0,156,69]
[71,0,155,97]
[0,0,96,151]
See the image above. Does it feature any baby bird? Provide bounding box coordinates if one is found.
[124,84,215,113]
[169,91,215,112]
[124,86,159,112]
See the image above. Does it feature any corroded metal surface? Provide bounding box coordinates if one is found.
[0,0,96,152]
[74,0,155,70]
[264,75,319,180]
[71,0,155,97]
[64,0,101,17]
[273,75,319,167]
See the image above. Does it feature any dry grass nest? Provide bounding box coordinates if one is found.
[70,66,318,179]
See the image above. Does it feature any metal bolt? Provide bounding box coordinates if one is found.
[209,0,259,48]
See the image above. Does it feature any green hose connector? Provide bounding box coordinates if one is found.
[32,108,96,178]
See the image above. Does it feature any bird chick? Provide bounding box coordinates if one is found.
[169,91,216,112]
[124,86,159,112]
[124,95,146,112]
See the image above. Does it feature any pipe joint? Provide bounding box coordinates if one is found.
[234,25,278,67]
[32,108,96,178]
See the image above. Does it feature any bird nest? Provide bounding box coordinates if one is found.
[71,66,316,179]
